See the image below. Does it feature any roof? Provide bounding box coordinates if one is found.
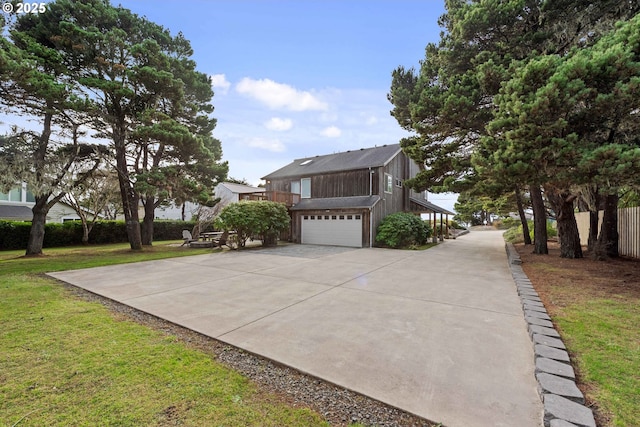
[290,195,380,211]
[262,144,402,180]
[0,205,33,220]
[219,182,265,194]
[409,197,455,215]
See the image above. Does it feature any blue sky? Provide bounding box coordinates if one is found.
[4,1,459,211]
[116,1,458,211]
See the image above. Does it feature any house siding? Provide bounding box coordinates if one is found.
[264,148,432,247]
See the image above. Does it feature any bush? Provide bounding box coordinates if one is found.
[503,219,557,243]
[0,220,198,250]
[375,212,433,248]
[214,201,290,248]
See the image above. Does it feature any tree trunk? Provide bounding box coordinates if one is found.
[594,193,619,259]
[588,208,599,253]
[25,196,50,256]
[529,184,548,254]
[114,125,142,250]
[141,196,155,246]
[515,186,532,245]
[181,202,186,221]
[548,190,583,259]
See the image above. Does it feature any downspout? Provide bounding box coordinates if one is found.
[369,167,373,196]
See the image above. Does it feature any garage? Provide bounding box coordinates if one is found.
[301,213,362,247]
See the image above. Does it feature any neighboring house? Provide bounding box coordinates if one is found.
[154,201,200,221]
[214,182,266,208]
[261,144,453,248]
[0,183,81,222]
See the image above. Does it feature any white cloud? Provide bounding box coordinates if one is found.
[210,74,231,95]
[247,137,286,152]
[364,114,378,126]
[265,117,293,131]
[321,126,342,138]
[236,78,328,111]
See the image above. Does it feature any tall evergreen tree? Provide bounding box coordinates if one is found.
[15,0,227,249]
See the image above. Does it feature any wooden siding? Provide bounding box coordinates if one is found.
[265,150,423,246]
[370,153,412,244]
[266,169,374,198]
[575,207,640,259]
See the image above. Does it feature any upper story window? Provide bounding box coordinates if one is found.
[0,185,32,203]
[395,178,403,187]
[291,180,301,195]
[384,173,393,194]
[301,178,311,198]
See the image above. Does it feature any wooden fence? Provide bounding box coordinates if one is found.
[575,206,640,259]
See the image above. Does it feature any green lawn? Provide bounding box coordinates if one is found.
[0,242,328,427]
[518,245,640,427]
[555,299,640,427]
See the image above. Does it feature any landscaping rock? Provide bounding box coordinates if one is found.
[526,316,554,328]
[533,334,567,350]
[529,324,561,338]
[536,358,576,379]
[543,394,596,427]
[537,373,584,404]
[550,419,579,427]
[525,310,552,321]
[534,345,571,363]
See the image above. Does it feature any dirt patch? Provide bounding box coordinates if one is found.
[514,242,640,426]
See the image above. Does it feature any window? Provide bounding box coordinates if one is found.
[291,181,301,194]
[355,215,361,220]
[347,215,353,220]
[301,178,311,198]
[395,178,403,187]
[10,187,22,202]
[0,192,7,201]
[384,173,393,193]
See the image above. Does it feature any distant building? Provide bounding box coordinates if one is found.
[0,183,81,222]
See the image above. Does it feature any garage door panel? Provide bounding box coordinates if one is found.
[302,214,362,247]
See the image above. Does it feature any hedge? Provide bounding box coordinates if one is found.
[0,220,198,251]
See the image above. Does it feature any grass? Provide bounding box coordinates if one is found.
[517,244,640,427]
[555,300,639,427]
[0,241,329,427]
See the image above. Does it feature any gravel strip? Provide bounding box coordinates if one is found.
[61,280,439,427]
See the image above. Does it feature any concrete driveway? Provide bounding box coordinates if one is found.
[49,230,542,427]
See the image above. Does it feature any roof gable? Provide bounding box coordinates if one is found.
[262,144,402,180]
[220,182,264,194]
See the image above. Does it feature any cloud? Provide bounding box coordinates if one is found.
[236,78,328,111]
[210,74,231,95]
[247,137,286,152]
[321,126,342,138]
[265,117,293,131]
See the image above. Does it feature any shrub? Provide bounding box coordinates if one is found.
[214,201,290,248]
[0,220,199,250]
[503,219,557,243]
[375,212,433,248]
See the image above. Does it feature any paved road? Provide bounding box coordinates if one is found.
[50,230,542,427]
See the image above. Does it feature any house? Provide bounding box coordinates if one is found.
[214,182,266,208]
[261,144,453,248]
[0,183,81,223]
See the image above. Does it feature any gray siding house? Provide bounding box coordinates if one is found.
[262,144,452,247]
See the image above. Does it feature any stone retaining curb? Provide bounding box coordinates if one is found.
[504,242,596,427]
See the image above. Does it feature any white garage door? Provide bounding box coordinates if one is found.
[301,213,362,247]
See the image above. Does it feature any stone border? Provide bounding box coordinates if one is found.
[504,242,596,427]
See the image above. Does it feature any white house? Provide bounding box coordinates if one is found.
[214,182,266,208]
[0,183,81,222]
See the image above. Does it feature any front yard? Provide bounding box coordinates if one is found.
[515,242,640,427]
[0,243,328,427]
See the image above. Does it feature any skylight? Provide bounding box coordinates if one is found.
[300,159,313,165]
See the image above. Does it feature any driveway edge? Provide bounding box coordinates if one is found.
[504,242,596,427]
